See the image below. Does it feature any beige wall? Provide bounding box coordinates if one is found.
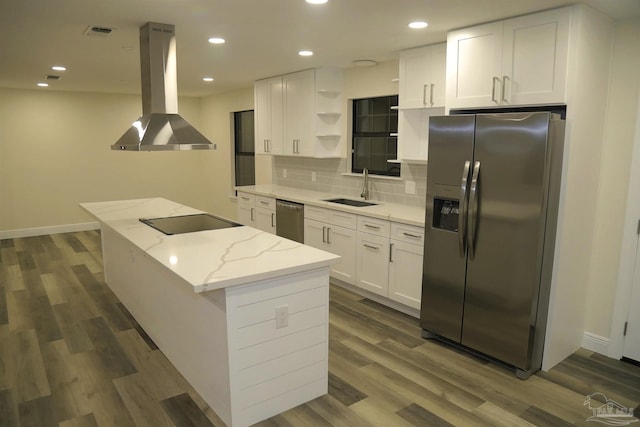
[198,86,258,220]
[584,20,640,338]
[0,88,216,233]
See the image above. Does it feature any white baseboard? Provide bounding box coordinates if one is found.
[0,222,100,240]
[582,331,610,356]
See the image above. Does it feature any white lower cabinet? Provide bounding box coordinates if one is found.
[388,239,423,309]
[237,192,276,234]
[356,232,390,296]
[237,192,256,227]
[304,215,357,285]
[305,205,425,311]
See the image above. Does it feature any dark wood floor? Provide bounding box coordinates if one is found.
[0,230,638,426]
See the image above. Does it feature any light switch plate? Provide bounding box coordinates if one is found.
[405,180,416,194]
[276,305,288,329]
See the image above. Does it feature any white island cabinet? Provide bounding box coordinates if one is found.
[80,198,339,427]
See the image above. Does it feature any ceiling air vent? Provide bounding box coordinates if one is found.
[82,25,113,38]
[44,75,61,80]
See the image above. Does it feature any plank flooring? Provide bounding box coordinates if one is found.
[0,230,639,426]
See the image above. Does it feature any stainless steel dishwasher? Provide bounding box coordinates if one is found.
[275,199,304,243]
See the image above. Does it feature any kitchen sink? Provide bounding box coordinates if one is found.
[324,198,378,207]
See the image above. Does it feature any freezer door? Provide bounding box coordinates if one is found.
[421,115,475,342]
[461,112,552,370]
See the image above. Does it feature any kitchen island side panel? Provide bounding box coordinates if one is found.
[226,269,329,426]
[101,224,233,425]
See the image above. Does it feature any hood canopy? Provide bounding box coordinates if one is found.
[112,22,215,151]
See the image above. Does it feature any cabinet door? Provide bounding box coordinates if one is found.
[255,207,276,234]
[399,44,446,108]
[304,218,326,250]
[501,7,570,105]
[237,205,255,227]
[254,77,283,154]
[326,225,357,285]
[283,70,315,156]
[388,240,423,310]
[446,21,503,109]
[356,232,389,296]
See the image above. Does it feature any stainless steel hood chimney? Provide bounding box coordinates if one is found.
[112,22,215,151]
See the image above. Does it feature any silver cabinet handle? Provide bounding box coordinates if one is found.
[271,213,275,228]
[364,224,380,230]
[403,232,421,239]
[459,160,471,257]
[241,196,250,201]
[429,83,434,106]
[468,161,481,260]
[389,243,394,262]
[327,227,331,244]
[250,207,254,222]
[502,75,509,104]
[491,77,501,104]
[263,140,267,152]
[363,244,379,250]
[322,226,326,243]
[422,84,428,106]
[259,200,269,205]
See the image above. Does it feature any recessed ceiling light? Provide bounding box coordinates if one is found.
[37,82,49,87]
[208,37,225,44]
[203,77,214,82]
[409,21,428,29]
[298,50,314,57]
[51,65,66,71]
[306,0,328,4]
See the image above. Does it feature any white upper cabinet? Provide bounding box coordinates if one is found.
[255,68,344,158]
[446,7,571,109]
[254,76,283,155]
[399,43,446,109]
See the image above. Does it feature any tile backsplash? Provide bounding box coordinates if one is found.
[273,157,426,208]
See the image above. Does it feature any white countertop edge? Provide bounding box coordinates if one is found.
[235,185,425,227]
[81,198,341,292]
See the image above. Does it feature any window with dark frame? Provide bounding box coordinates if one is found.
[234,110,255,189]
[351,95,400,177]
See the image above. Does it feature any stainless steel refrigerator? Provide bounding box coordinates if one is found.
[420,112,565,379]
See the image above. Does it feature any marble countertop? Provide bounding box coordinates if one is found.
[236,185,426,227]
[80,198,340,293]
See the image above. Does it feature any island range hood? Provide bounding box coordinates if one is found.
[113,22,215,151]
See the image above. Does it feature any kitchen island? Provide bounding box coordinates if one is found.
[81,198,340,427]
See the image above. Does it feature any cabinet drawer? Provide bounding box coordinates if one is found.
[305,205,356,229]
[304,205,329,222]
[237,192,255,207]
[357,216,390,237]
[256,196,276,210]
[390,222,425,245]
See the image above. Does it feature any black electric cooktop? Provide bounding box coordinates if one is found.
[139,213,240,235]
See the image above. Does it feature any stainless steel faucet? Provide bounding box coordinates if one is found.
[361,168,370,200]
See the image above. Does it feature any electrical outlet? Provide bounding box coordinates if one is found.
[275,305,289,329]
[311,171,316,182]
[283,169,287,178]
[405,180,416,195]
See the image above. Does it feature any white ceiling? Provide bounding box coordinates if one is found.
[1,0,639,97]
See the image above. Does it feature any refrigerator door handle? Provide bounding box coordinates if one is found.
[468,161,481,260]
[459,160,471,256]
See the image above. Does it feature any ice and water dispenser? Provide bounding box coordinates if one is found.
[433,198,460,232]
[431,184,461,232]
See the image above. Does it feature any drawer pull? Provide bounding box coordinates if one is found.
[241,196,250,201]
[259,201,270,205]
[363,244,379,250]
[403,232,422,238]
[364,224,381,230]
